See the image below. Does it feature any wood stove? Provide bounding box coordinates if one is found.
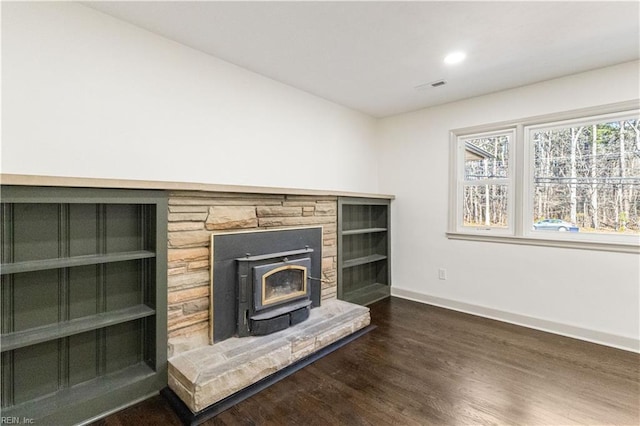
[211,226,323,342]
[236,248,313,336]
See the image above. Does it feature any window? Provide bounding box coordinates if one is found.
[449,102,640,253]
[525,112,640,241]
[457,130,514,233]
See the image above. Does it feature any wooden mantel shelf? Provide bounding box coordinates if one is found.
[0,174,394,200]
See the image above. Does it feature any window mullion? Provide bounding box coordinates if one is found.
[514,124,525,237]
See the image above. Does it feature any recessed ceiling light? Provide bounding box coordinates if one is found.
[444,51,466,65]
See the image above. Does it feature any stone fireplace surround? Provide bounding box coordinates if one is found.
[165,190,372,420]
[166,191,341,355]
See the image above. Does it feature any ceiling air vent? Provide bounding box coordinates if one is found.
[414,80,447,90]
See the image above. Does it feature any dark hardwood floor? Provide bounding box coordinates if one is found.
[95,297,640,425]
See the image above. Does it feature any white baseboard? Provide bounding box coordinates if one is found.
[390,287,639,353]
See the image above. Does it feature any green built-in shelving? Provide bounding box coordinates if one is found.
[0,186,167,425]
[338,198,391,306]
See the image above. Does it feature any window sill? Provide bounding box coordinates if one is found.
[446,232,639,254]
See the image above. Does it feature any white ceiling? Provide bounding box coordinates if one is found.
[84,1,639,118]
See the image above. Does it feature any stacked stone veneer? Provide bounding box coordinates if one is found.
[167,191,338,355]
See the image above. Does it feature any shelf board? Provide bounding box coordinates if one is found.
[1,304,155,352]
[342,228,388,235]
[1,173,395,200]
[343,283,390,306]
[0,250,156,275]
[342,254,387,269]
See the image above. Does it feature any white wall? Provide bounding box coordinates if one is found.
[377,61,640,351]
[1,2,379,193]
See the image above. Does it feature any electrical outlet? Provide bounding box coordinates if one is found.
[438,268,447,280]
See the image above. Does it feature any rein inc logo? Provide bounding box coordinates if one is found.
[0,418,34,424]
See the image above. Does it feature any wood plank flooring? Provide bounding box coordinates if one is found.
[94,297,640,425]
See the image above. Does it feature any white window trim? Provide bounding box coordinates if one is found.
[447,100,640,254]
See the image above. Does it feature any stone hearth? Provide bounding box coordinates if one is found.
[168,299,370,413]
